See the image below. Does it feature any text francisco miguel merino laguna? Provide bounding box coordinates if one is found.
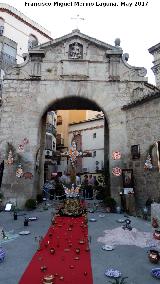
[25,2,142,8]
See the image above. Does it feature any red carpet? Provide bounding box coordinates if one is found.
[19,216,93,284]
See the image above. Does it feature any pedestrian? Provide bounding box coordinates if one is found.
[76,173,81,186]
[88,174,94,199]
[93,176,99,198]
[54,175,65,200]
[60,172,68,186]
[50,175,56,200]
[82,175,88,199]
[43,178,55,200]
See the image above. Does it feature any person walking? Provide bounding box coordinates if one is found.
[82,175,88,199]
[88,174,94,199]
[76,173,81,186]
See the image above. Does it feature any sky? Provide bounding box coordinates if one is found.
[3,0,160,85]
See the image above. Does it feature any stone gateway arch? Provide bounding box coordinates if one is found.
[0,29,159,208]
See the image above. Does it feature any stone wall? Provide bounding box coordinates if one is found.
[0,30,156,208]
[124,97,160,208]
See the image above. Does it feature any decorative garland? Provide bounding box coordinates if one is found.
[6,140,33,179]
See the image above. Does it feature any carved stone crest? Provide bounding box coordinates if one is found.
[69,42,83,59]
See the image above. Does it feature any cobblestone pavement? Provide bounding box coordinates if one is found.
[0,200,158,284]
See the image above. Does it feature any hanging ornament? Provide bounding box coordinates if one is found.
[112,167,122,176]
[7,150,14,165]
[18,138,29,152]
[112,151,121,160]
[18,144,24,152]
[144,154,153,170]
[23,138,29,145]
[16,164,23,178]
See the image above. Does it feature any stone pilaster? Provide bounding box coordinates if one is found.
[149,43,160,89]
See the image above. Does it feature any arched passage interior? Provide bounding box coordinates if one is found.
[37,96,110,197]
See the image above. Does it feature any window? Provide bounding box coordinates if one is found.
[45,134,52,150]
[3,44,16,60]
[28,34,38,49]
[93,133,96,139]
[52,141,55,150]
[57,115,62,125]
[93,151,96,157]
[0,18,4,36]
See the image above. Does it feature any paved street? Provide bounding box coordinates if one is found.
[0,201,158,284]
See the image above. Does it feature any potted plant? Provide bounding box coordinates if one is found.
[25,198,37,210]
[104,196,117,212]
[0,192,3,199]
[0,192,4,211]
[36,193,43,204]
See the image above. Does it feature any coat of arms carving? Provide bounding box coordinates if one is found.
[69,42,83,59]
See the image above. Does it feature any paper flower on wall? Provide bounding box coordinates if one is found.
[23,138,29,145]
[112,167,122,176]
[18,144,24,152]
[18,138,29,152]
[112,151,121,160]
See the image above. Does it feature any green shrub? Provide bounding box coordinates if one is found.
[36,194,43,203]
[0,192,3,199]
[25,198,37,209]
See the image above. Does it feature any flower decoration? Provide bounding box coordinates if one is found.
[112,151,121,160]
[144,154,153,170]
[112,167,122,176]
[18,144,24,152]
[16,164,23,178]
[18,138,29,152]
[23,138,29,145]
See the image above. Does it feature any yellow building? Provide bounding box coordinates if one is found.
[56,110,86,149]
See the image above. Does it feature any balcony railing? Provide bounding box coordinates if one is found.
[56,136,64,146]
[0,26,4,36]
[0,52,16,66]
[46,123,57,136]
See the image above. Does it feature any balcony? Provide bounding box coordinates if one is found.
[46,123,57,136]
[57,115,62,125]
[0,51,16,67]
[56,134,64,147]
[0,26,4,36]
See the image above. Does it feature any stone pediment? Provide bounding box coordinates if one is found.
[5,29,147,83]
[25,29,123,80]
[37,29,120,52]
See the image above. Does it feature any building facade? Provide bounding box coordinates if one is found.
[68,116,104,174]
[44,111,57,181]
[0,3,52,104]
[0,3,52,65]
[0,29,160,208]
[56,110,86,151]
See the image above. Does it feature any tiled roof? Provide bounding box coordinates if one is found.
[122,91,160,110]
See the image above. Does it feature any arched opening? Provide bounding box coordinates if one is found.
[37,96,110,200]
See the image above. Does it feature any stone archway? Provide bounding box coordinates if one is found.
[37,96,110,199]
[0,29,155,207]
